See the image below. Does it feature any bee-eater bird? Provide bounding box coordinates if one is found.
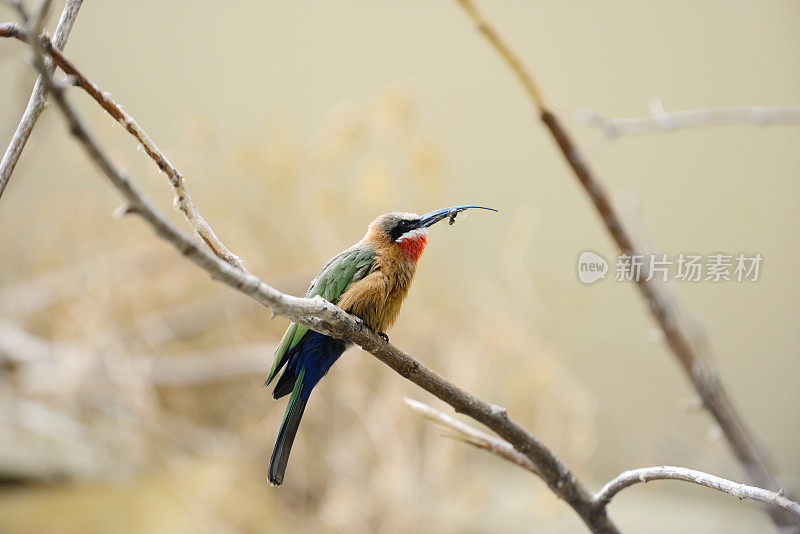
[264,205,497,486]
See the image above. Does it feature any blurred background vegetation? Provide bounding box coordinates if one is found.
[0,1,798,532]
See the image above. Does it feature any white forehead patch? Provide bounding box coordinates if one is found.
[396,227,428,242]
[392,212,420,221]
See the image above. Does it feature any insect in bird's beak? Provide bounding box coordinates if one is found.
[418,205,498,229]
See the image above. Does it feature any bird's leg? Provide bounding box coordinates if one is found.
[378,332,389,343]
[353,316,364,331]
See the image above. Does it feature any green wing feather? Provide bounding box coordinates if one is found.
[265,246,377,386]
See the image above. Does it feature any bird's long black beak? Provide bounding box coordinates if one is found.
[418,205,498,228]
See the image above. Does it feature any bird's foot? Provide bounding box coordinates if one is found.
[378,332,389,343]
[353,316,364,331]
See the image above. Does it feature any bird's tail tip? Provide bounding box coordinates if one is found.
[267,370,307,488]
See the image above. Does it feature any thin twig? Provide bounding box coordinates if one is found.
[451,1,793,528]
[593,466,800,520]
[22,6,618,532]
[403,397,539,475]
[568,99,800,138]
[0,22,246,272]
[405,399,800,523]
[0,22,22,40]
[0,0,83,200]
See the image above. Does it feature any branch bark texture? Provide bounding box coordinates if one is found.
[594,466,800,519]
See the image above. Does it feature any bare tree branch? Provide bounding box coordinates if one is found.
[593,466,800,520]
[12,2,797,531]
[403,397,539,476]
[20,5,618,532]
[568,99,800,138]
[407,399,800,523]
[0,0,83,200]
[0,22,23,39]
[0,22,246,272]
[451,1,794,528]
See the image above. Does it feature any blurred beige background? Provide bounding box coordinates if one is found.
[0,1,798,533]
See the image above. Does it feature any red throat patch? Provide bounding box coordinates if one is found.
[398,234,427,263]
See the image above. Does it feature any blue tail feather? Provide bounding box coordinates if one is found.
[272,331,347,399]
[268,331,348,485]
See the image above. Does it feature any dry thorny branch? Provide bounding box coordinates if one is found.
[1,1,798,532]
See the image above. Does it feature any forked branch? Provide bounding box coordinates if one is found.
[0,0,83,200]
[405,399,800,522]
[19,4,617,532]
[8,2,798,532]
[0,21,245,272]
[404,397,539,475]
[451,0,793,528]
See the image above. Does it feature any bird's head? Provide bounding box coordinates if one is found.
[365,206,498,263]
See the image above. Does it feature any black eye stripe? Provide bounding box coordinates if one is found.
[388,218,420,240]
